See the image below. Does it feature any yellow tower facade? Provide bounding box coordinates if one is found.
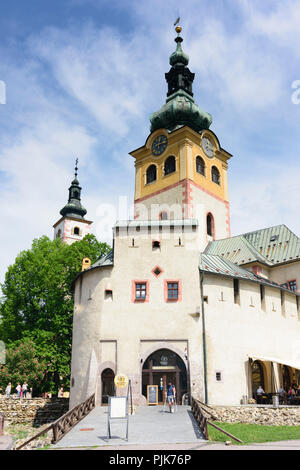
[131,125,231,241]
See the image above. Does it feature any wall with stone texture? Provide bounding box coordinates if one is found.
[210,406,300,426]
[0,398,69,425]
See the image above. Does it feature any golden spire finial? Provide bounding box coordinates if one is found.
[174,17,181,34]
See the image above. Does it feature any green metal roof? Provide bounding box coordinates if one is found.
[199,253,295,293]
[205,224,300,267]
[91,250,114,268]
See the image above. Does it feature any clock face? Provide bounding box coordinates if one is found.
[152,135,168,156]
[202,137,214,158]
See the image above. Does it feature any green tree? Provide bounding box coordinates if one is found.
[0,234,110,394]
[0,338,46,394]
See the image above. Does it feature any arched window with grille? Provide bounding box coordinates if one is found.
[196,156,205,176]
[164,156,176,176]
[211,166,220,185]
[146,164,157,184]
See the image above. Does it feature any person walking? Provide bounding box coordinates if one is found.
[166,382,176,413]
[22,382,28,398]
[5,383,11,398]
[16,383,21,399]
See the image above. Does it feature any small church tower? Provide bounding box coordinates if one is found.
[53,160,92,244]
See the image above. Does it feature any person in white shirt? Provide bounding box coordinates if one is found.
[16,383,21,399]
[256,385,265,395]
[22,383,28,398]
[256,385,265,404]
[5,383,11,398]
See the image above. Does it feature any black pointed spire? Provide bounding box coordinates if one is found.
[60,159,87,219]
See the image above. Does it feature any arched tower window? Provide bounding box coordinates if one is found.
[146,164,157,184]
[56,229,62,239]
[164,156,176,176]
[196,156,205,176]
[207,213,215,238]
[211,166,220,185]
[73,227,80,236]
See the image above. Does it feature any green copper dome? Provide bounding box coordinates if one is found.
[150,27,212,134]
[150,90,212,133]
[60,161,87,220]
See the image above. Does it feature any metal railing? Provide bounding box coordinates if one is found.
[191,396,209,439]
[191,396,243,443]
[15,393,95,450]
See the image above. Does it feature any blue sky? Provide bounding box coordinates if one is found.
[0,0,300,285]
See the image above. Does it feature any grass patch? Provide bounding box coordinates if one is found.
[208,422,300,445]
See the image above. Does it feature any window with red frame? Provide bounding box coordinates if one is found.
[167,282,179,300]
[135,282,147,300]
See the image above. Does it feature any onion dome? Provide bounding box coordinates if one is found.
[169,30,189,67]
[60,159,87,220]
[150,25,212,134]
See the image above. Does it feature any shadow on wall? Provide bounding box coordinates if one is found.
[32,398,69,427]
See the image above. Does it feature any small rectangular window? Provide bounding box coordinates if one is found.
[216,372,222,382]
[260,285,266,311]
[152,240,160,249]
[281,290,285,316]
[135,283,147,300]
[105,290,113,301]
[233,279,240,304]
[167,282,179,300]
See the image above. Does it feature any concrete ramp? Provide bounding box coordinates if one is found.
[52,405,205,449]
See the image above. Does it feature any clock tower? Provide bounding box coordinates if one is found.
[130,25,232,247]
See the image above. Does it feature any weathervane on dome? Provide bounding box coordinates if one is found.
[74,158,78,178]
[174,16,182,34]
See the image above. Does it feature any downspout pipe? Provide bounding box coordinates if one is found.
[200,270,208,404]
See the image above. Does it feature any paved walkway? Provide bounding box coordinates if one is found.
[52,405,204,449]
[0,435,13,450]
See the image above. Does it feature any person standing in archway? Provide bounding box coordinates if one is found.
[166,382,176,413]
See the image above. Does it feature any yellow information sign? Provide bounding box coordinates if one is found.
[114,374,129,388]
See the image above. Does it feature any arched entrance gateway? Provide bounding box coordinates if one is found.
[142,349,188,404]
